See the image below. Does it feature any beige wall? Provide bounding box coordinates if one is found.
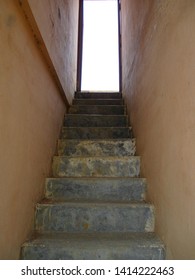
[0,0,78,259]
[121,0,195,259]
[20,0,79,103]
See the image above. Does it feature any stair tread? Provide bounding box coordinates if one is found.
[21,232,165,260]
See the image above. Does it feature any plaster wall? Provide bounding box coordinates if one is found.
[25,0,79,103]
[0,1,66,259]
[121,0,195,259]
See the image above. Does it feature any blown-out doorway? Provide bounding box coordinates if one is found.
[77,0,122,92]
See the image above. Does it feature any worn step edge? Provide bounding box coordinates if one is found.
[21,232,165,260]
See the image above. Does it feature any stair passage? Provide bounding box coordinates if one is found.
[21,91,165,260]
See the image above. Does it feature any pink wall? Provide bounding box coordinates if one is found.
[26,0,79,103]
[121,0,195,259]
[0,0,78,259]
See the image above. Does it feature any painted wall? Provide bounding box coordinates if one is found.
[23,0,79,103]
[0,0,78,259]
[121,0,195,259]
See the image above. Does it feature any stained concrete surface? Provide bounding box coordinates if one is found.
[57,139,136,156]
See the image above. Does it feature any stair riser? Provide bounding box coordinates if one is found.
[61,127,132,139]
[69,105,126,115]
[35,204,154,233]
[75,92,122,99]
[64,115,128,127]
[52,156,140,178]
[58,139,136,157]
[45,178,146,201]
[73,99,124,105]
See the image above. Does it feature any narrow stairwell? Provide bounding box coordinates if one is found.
[21,91,165,260]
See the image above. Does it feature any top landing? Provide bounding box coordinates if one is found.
[75,91,122,99]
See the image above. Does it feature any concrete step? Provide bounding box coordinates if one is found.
[58,139,136,157]
[75,91,122,99]
[64,114,128,127]
[61,127,132,139]
[21,232,165,260]
[35,201,154,233]
[45,178,146,202]
[68,105,126,115]
[73,99,124,105]
[52,156,140,178]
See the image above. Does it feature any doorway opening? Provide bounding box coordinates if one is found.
[77,0,121,92]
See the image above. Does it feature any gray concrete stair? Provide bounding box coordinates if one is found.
[61,127,132,139]
[57,139,136,156]
[73,98,124,105]
[21,232,165,260]
[69,105,126,115]
[35,201,154,233]
[45,178,146,202]
[21,91,165,260]
[52,156,140,177]
[64,114,128,127]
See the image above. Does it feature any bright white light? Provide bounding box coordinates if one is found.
[81,0,119,91]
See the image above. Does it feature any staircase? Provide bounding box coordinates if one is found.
[21,91,165,260]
